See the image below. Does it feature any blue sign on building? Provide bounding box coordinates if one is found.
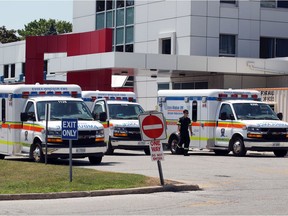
[61,118,78,140]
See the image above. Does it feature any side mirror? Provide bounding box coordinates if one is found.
[99,112,107,122]
[277,112,283,120]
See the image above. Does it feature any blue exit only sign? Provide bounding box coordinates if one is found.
[61,118,78,140]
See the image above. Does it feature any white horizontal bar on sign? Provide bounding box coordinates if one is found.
[143,124,162,130]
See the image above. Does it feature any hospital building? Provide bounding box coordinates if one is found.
[1,0,288,110]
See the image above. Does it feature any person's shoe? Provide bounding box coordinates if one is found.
[184,152,189,156]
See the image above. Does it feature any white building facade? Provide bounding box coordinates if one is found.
[72,0,288,109]
[1,0,288,110]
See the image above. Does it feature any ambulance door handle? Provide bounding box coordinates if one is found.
[201,123,204,128]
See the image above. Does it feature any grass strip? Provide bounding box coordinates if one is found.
[0,160,158,194]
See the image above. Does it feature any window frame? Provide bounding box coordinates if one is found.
[219,34,237,57]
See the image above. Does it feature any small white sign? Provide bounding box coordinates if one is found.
[149,140,164,161]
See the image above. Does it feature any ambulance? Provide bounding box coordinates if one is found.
[158,89,288,157]
[82,91,150,155]
[0,84,106,164]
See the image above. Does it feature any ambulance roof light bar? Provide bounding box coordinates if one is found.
[21,91,79,98]
[93,95,136,102]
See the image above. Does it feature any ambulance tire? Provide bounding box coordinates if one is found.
[88,156,103,165]
[105,140,114,155]
[0,154,5,159]
[273,150,287,157]
[31,142,45,163]
[231,137,247,157]
[169,136,183,155]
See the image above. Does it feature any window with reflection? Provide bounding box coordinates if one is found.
[95,0,134,52]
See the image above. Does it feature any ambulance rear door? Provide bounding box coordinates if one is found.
[191,97,209,149]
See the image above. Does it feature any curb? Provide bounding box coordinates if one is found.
[0,184,201,201]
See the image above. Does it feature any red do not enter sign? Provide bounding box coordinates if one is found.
[142,115,164,139]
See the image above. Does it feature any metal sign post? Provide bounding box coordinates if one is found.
[139,111,167,186]
[61,118,78,182]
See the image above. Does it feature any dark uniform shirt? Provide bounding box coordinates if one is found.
[177,116,191,135]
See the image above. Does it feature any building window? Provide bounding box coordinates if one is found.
[22,63,25,76]
[220,0,237,4]
[116,27,124,44]
[96,0,105,12]
[4,65,9,78]
[278,0,288,8]
[125,44,133,52]
[219,34,236,57]
[158,83,170,90]
[123,76,134,87]
[11,64,15,78]
[172,82,208,90]
[116,45,124,52]
[161,38,171,54]
[117,0,124,8]
[106,0,114,10]
[106,11,114,27]
[125,26,133,43]
[260,37,288,58]
[126,0,134,7]
[261,0,276,7]
[126,7,134,25]
[261,0,288,8]
[96,13,105,29]
[95,0,134,52]
[44,60,48,73]
[116,8,124,26]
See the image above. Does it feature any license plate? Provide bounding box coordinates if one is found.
[76,148,86,153]
[272,143,280,147]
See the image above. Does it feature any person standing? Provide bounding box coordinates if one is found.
[177,109,192,156]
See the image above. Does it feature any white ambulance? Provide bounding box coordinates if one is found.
[158,89,288,157]
[0,84,106,164]
[82,91,150,155]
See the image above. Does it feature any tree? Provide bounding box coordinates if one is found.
[0,26,20,43]
[17,19,72,39]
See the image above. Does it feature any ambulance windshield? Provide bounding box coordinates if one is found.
[233,103,279,120]
[108,104,144,120]
[37,101,94,121]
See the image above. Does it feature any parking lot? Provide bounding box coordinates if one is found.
[2,149,288,215]
[81,149,287,186]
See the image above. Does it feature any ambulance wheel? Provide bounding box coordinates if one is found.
[88,156,102,165]
[231,137,246,156]
[273,150,287,157]
[105,140,114,155]
[31,142,45,163]
[0,154,5,159]
[169,137,183,155]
